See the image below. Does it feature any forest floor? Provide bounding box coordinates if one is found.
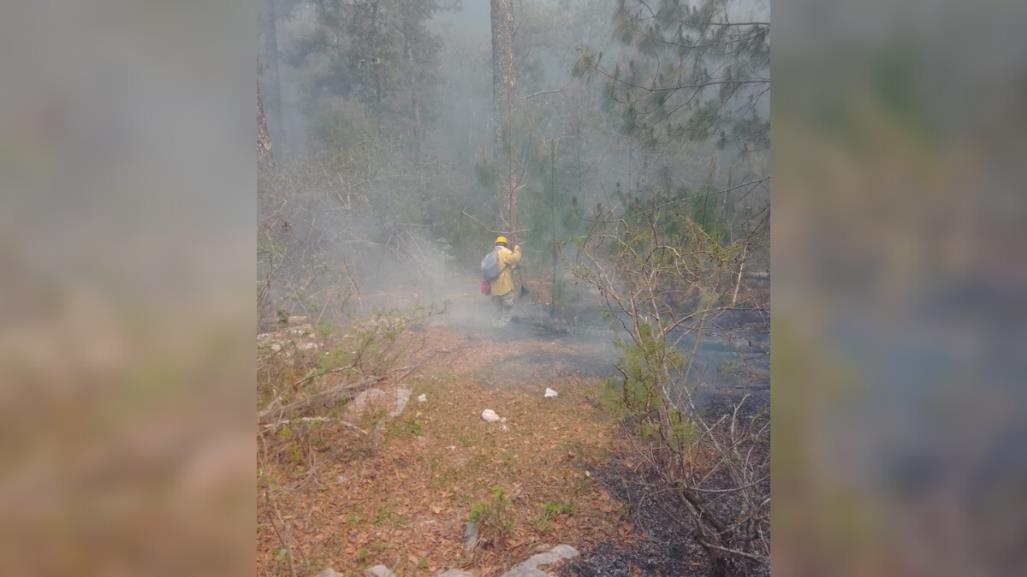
[257,321,645,577]
[257,283,769,577]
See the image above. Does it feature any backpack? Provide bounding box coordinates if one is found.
[481,248,502,281]
[479,279,491,295]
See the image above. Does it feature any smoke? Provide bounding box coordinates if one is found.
[254,1,772,402]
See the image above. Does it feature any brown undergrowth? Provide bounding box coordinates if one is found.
[257,326,635,577]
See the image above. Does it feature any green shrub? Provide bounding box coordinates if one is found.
[535,500,572,531]
[468,485,513,544]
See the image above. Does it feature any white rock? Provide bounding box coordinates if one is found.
[544,388,558,399]
[481,409,501,423]
[270,343,282,353]
[316,568,343,577]
[296,341,320,351]
[417,393,428,403]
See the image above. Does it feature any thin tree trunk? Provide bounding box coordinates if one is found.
[257,75,273,171]
[258,0,285,160]
[732,242,748,306]
[550,139,558,318]
[490,0,516,230]
[402,11,425,197]
[257,71,274,323]
[372,1,384,111]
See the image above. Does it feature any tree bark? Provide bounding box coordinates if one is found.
[257,75,273,171]
[402,11,424,162]
[258,0,285,160]
[490,0,516,230]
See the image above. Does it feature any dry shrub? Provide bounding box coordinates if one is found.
[576,194,769,576]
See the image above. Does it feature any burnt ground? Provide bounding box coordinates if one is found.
[564,460,711,577]
[564,444,770,577]
[484,301,770,414]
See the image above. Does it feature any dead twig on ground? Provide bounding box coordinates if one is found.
[258,376,382,424]
[258,435,298,577]
[261,416,369,436]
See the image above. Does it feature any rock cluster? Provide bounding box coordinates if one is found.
[258,315,321,363]
[313,545,579,577]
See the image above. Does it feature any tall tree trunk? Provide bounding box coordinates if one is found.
[257,75,274,322]
[372,1,384,110]
[258,0,285,160]
[257,78,273,172]
[403,18,423,162]
[490,0,516,231]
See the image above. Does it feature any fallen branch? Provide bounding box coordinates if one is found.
[290,364,356,389]
[258,376,382,424]
[261,416,368,436]
[387,363,422,384]
[259,361,426,425]
[699,541,768,563]
[522,86,566,100]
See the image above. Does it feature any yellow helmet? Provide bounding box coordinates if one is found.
[495,235,508,245]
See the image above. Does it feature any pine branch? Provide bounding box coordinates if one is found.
[595,63,767,94]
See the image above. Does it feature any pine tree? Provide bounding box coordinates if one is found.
[575,0,769,151]
[293,0,442,151]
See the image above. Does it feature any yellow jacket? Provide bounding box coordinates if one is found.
[489,244,521,296]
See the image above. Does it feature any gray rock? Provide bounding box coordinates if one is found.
[548,545,579,559]
[463,521,479,551]
[391,387,411,417]
[346,387,410,419]
[499,545,579,577]
[348,388,387,415]
[365,565,396,577]
[316,569,342,577]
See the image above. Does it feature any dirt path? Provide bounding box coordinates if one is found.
[257,325,635,577]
